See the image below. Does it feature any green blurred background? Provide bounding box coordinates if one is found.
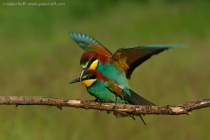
[1,0,210,139]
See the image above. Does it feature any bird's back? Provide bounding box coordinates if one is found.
[97,61,128,88]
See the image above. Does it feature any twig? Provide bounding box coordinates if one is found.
[0,96,209,115]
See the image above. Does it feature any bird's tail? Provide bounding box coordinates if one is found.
[128,89,155,105]
[126,89,155,125]
[109,90,155,125]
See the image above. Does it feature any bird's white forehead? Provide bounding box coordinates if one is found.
[81,62,88,69]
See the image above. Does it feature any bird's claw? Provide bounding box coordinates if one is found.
[113,96,119,109]
[94,99,103,105]
[113,104,118,110]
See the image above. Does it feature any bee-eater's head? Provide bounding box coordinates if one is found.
[70,71,97,88]
[81,73,97,87]
[79,52,99,81]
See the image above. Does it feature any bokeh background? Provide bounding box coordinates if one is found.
[1,0,210,139]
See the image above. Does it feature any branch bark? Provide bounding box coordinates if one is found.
[0,96,209,115]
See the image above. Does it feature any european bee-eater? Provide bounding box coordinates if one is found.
[70,70,154,105]
[70,69,155,124]
[69,32,185,123]
[69,32,182,83]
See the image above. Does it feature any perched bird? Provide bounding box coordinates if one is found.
[70,69,155,124]
[69,32,185,123]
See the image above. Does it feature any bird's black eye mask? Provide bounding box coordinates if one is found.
[83,74,96,80]
[86,57,97,69]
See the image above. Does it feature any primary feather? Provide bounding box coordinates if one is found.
[70,32,112,54]
[110,44,187,79]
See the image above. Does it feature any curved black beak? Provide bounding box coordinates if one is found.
[79,68,87,81]
[69,77,80,84]
[70,67,88,84]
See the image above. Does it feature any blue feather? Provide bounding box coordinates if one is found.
[69,32,103,50]
[70,32,112,54]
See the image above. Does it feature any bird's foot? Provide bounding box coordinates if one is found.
[113,96,119,109]
[94,99,103,105]
[113,105,118,110]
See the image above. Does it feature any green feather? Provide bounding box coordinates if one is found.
[119,44,188,50]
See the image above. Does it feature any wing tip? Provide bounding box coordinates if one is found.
[69,31,98,44]
[146,44,189,49]
[69,31,113,54]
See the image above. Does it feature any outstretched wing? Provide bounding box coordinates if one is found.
[110,44,186,79]
[69,32,112,55]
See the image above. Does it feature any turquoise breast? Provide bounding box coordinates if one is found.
[87,80,126,104]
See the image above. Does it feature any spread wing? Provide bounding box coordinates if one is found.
[69,32,112,55]
[110,44,186,79]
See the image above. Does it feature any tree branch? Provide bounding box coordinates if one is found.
[0,96,209,115]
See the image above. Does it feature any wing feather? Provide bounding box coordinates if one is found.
[70,32,112,55]
[110,44,186,79]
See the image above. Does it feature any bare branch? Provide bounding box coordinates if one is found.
[0,96,209,115]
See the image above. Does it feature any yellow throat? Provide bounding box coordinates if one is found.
[82,79,96,87]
